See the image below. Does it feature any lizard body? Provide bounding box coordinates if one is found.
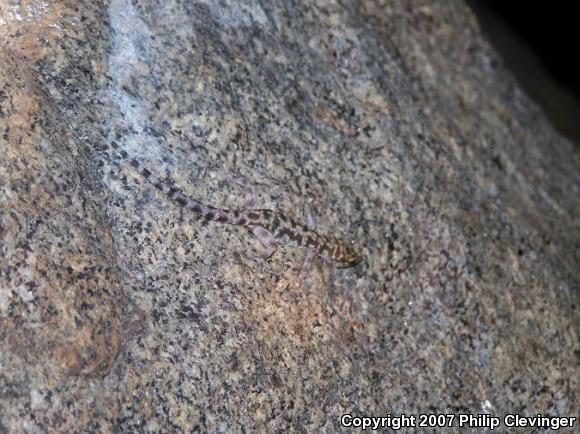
[111,143,361,267]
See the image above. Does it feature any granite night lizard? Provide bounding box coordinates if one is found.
[114,141,362,268]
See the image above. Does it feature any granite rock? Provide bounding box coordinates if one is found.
[0,0,578,432]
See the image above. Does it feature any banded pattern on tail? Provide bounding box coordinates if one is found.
[110,141,243,225]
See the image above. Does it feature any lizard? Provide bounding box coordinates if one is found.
[116,141,363,268]
[7,47,363,268]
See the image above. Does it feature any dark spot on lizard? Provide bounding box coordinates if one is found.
[291,232,303,245]
[190,203,203,213]
[247,212,260,221]
[306,237,317,248]
[118,147,128,159]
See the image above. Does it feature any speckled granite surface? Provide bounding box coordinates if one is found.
[0,0,578,432]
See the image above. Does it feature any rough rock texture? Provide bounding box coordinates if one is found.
[1,0,578,432]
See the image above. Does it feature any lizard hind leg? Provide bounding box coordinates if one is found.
[251,226,278,260]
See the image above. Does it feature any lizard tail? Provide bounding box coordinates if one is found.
[110,141,243,225]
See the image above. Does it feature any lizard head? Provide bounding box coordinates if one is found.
[332,238,363,268]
